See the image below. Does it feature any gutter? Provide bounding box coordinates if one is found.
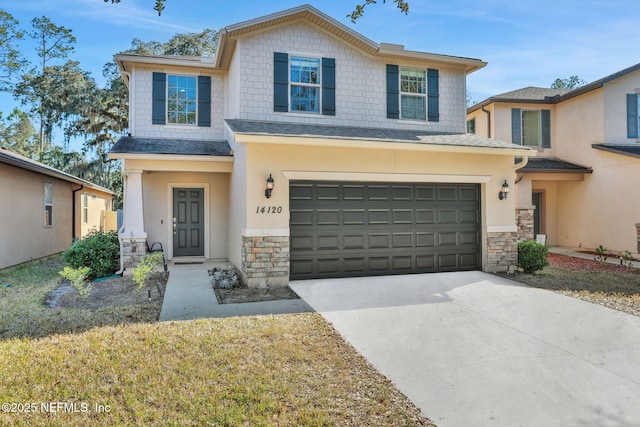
[72,185,84,241]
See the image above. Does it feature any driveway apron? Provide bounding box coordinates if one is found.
[290,271,640,427]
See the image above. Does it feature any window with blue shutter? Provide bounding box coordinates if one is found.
[511,108,522,145]
[427,68,439,122]
[198,76,211,127]
[322,57,336,116]
[273,52,289,112]
[386,64,399,119]
[152,72,166,125]
[627,94,638,139]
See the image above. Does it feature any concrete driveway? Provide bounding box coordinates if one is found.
[290,271,640,427]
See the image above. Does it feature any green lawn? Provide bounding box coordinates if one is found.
[0,259,432,426]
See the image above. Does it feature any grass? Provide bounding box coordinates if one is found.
[0,257,161,340]
[0,258,432,426]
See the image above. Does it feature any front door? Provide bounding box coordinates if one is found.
[532,192,542,237]
[173,188,204,257]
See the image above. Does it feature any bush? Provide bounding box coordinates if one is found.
[517,241,549,274]
[131,252,165,293]
[59,266,92,297]
[62,230,120,280]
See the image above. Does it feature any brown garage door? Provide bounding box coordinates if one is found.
[289,181,480,280]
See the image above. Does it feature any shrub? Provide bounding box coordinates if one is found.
[131,252,165,293]
[59,266,92,297]
[62,230,120,280]
[594,245,608,263]
[210,266,239,289]
[517,241,549,274]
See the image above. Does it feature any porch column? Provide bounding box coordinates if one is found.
[121,169,147,269]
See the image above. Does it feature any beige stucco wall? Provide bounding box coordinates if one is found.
[555,88,605,162]
[76,189,114,238]
[603,71,640,144]
[0,163,74,269]
[228,140,521,271]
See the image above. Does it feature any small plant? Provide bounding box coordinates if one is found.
[59,266,92,297]
[62,230,120,280]
[131,252,165,293]
[210,265,239,289]
[620,250,636,270]
[594,245,608,263]
[517,241,549,274]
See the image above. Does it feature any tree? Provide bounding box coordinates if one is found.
[123,28,218,56]
[0,108,38,157]
[551,76,586,91]
[0,9,27,91]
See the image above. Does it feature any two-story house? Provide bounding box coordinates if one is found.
[467,63,640,254]
[110,4,533,287]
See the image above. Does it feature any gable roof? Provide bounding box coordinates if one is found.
[0,147,115,194]
[116,4,486,79]
[469,62,640,113]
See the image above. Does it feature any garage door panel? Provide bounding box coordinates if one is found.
[290,181,480,279]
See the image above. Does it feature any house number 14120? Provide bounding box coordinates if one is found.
[256,206,283,214]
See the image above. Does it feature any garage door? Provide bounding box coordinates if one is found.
[290,181,480,280]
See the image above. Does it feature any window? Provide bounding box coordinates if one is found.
[82,193,89,224]
[400,68,426,120]
[167,75,197,125]
[511,108,550,148]
[628,93,639,139]
[522,110,542,146]
[44,183,53,227]
[290,56,321,113]
[467,118,476,134]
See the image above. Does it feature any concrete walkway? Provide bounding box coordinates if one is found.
[159,262,312,321]
[290,271,640,427]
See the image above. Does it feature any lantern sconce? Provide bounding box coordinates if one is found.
[498,179,510,200]
[265,174,275,199]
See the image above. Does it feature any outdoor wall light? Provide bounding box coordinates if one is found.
[498,180,510,200]
[265,174,275,198]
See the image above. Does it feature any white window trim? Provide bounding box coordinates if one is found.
[289,55,322,114]
[399,67,427,122]
[166,73,198,126]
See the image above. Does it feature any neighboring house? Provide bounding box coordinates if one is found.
[467,63,640,254]
[109,4,534,287]
[0,147,117,270]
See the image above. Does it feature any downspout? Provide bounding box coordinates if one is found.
[72,185,84,241]
[481,105,491,138]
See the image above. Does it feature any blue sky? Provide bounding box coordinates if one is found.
[1,0,638,132]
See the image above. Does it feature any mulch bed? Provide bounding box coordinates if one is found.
[548,253,638,274]
[214,286,300,304]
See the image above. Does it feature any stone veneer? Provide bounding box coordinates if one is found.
[516,207,535,242]
[486,231,518,272]
[121,237,147,270]
[241,236,289,288]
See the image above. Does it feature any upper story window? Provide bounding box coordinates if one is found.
[152,72,211,127]
[273,52,335,116]
[467,118,476,134]
[386,64,439,122]
[44,183,53,227]
[400,68,427,120]
[167,75,197,125]
[82,193,89,224]
[511,108,550,148]
[627,93,639,139]
[290,57,321,113]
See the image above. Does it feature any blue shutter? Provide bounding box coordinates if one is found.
[273,52,289,112]
[427,68,439,122]
[511,108,522,145]
[627,94,638,139]
[386,64,399,119]
[197,76,211,127]
[322,57,336,116]
[541,109,551,148]
[152,72,166,125]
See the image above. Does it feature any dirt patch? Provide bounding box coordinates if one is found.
[215,286,300,304]
[50,272,166,310]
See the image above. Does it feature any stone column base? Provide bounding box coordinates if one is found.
[241,236,289,288]
[486,231,518,273]
[121,237,147,270]
[516,207,535,243]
